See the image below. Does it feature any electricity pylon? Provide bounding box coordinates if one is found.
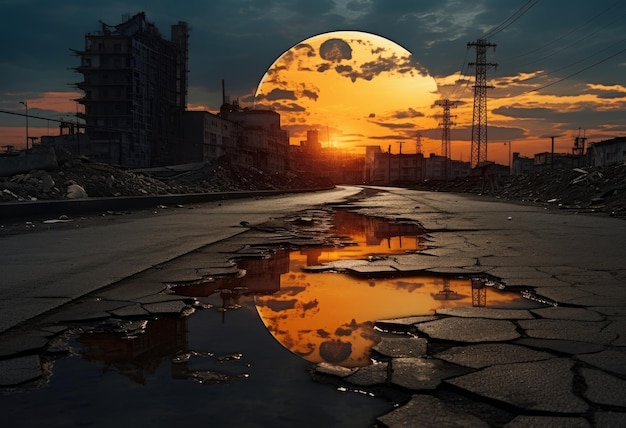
[436,99,458,180]
[468,39,497,168]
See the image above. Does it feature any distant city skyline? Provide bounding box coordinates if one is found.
[1,0,625,165]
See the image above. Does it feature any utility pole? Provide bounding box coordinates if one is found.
[572,128,587,167]
[548,135,560,170]
[468,39,497,168]
[19,101,29,152]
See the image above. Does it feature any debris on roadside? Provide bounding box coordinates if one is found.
[0,156,333,203]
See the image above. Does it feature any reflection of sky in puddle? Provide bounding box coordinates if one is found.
[174,211,525,368]
[254,259,520,368]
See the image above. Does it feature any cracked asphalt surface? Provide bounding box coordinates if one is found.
[1,186,625,427]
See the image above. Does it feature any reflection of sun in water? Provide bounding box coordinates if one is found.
[254,31,440,153]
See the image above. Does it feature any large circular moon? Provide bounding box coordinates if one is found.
[254,31,440,153]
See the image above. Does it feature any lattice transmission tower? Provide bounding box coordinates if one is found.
[436,99,458,180]
[436,99,458,159]
[468,39,497,167]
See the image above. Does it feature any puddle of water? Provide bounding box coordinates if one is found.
[173,210,527,368]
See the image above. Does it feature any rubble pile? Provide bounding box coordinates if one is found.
[2,155,625,219]
[415,163,626,218]
[0,156,333,202]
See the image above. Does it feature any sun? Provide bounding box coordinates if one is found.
[254,31,440,154]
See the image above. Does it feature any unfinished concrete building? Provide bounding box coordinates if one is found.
[73,12,189,167]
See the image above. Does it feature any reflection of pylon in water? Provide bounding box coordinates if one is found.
[433,278,463,300]
[471,279,487,307]
[219,289,244,323]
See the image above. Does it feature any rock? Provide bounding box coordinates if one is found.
[66,183,88,199]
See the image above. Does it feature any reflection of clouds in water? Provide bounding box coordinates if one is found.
[319,339,352,363]
[259,298,297,312]
[393,280,425,292]
[279,285,307,296]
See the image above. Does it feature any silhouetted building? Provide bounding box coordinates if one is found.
[587,137,626,166]
[219,99,289,172]
[181,111,237,163]
[512,152,534,175]
[302,129,322,153]
[73,12,189,167]
[533,152,577,171]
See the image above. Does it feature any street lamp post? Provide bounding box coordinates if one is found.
[19,101,29,151]
[504,141,512,174]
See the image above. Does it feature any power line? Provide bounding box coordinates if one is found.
[501,1,623,64]
[519,47,626,95]
[442,0,540,102]
[515,36,626,85]
[482,0,540,39]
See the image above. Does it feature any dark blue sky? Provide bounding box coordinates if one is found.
[1,0,624,151]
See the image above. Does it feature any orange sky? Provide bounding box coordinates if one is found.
[1,91,82,149]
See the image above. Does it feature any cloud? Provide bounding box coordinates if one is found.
[319,38,353,62]
[271,102,307,112]
[316,63,332,73]
[394,108,424,119]
[256,88,297,101]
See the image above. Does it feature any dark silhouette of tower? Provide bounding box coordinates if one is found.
[436,99,457,179]
[468,39,497,168]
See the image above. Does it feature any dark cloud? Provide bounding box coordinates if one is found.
[256,88,297,101]
[272,102,307,112]
[259,299,298,312]
[371,121,417,130]
[294,43,316,57]
[316,63,332,73]
[301,89,319,101]
[319,38,353,62]
[395,108,424,119]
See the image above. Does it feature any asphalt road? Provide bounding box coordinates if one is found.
[0,186,362,334]
[1,186,625,426]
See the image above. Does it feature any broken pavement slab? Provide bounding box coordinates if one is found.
[376,394,489,428]
[530,306,605,321]
[580,367,626,407]
[0,355,44,387]
[343,362,388,386]
[512,337,605,355]
[575,349,626,376]
[445,358,589,414]
[435,306,534,320]
[416,317,521,342]
[390,357,467,391]
[517,318,616,344]
[314,362,358,378]
[372,336,428,358]
[433,343,554,369]
[503,415,591,428]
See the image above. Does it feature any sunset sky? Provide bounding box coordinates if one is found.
[1,0,624,165]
